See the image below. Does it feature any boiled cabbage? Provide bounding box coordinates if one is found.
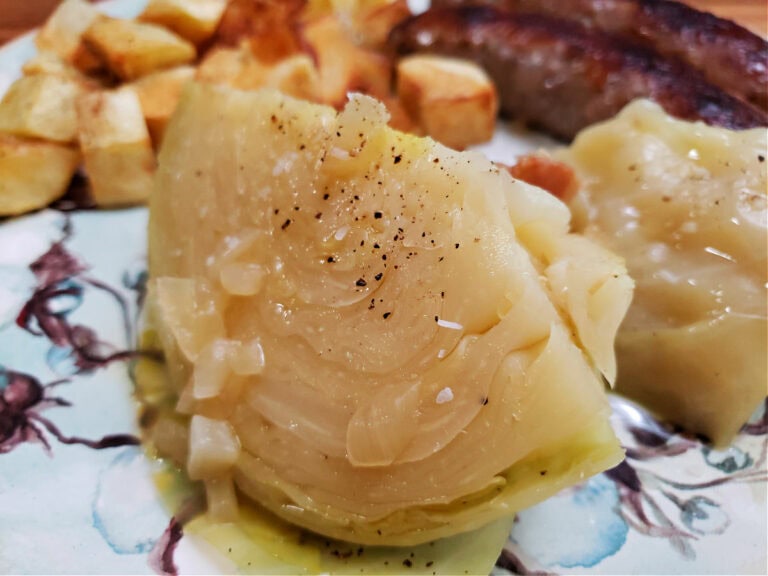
[561,100,767,446]
[147,82,631,545]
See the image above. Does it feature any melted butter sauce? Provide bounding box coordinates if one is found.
[184,502,513,575]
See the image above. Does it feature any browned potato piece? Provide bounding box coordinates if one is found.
[140,0,228,44]
[215,0,305,64]
[396,55,498,149]
[23,51,83,79]
[302,15,392,108]
[195,47,320,100]
[379,94,419,133]
[350,0,411,48]
[0,74,83,143]
[77,88,156,206]
[70,41,107,75]
[195,46,267,89]
[35,0,101,62]
[130,66,196,147]
[22,51,106,88]
[0,134,80,217]
[263,54,320,101]
[504,153,579,203]
[83,18,196,81]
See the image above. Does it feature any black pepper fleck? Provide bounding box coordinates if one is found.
[374,211,383,219]
[374,273,383,281]
[403,559,412,568]
[394,155,402,164]
[281,219,291,230]
[356,278,367,287]
[327,256,336,263]
[426,561,434,568]
[540,470,547,476]
[759,155,765,162]
[383,312,391,319]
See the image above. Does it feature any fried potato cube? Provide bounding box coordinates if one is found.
[140,0,228,44]
[195,46,266,88]
[0,74,83,143]
[83,18,196,81]
[302,15,392,108]
[396,55,498,150]
[215,0,305,63]
[35,0,101,62]
[504,153,580,203]
[379,94,419,133]
[70,41,107,75]
[195,48,320,100]
[130,66,195,147]
[22,51,106,89]
[0,134,80,217]
[349,0,411,48]
[77,88,156,206]
[23,51,82,79]
[263,54,320,101]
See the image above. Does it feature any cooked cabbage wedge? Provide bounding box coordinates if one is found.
[147,82,630,546]
[561,100,768,446]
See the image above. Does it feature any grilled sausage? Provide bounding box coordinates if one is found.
[432,0,768,111]
[388,6,767,140]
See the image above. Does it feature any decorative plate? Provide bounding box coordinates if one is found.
[0,2,765,574]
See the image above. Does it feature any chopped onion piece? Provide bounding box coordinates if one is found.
[228,338,265,376]
[188,415,240,480]
[205,475,239,522]
[193,339,233,399]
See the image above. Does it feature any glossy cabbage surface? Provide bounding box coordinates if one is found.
[148,83,629,545]
[562,100,768,446]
